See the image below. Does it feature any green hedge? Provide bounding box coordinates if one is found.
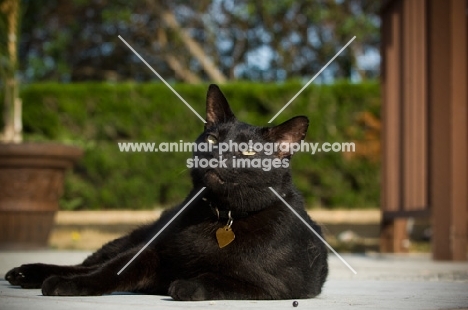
[14,82,379,210]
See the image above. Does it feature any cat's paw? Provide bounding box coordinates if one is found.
[42,276,76,296]
[42,276,99,296]
[5,264,47,288]
[169,279,207,301]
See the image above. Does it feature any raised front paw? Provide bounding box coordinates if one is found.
[5,264,48,288]
[169,279,208,301]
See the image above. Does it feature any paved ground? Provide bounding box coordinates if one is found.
[0,251,467,310]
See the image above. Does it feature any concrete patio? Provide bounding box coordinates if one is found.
[1,251,467,310]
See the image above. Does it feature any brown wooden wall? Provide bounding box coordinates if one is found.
[380,0,467,260]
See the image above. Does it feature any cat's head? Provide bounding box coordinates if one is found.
[190,84,308,211]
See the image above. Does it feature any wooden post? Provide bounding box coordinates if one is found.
[380,0,408,253]
[380,0,427,253]
[428,0,468,261]
[380,219,408,253]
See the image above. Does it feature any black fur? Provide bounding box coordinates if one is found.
[5,84,328,300]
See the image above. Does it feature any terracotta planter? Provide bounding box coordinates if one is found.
[0,143,83,249]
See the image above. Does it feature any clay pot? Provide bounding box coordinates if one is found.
[0,143,83,249]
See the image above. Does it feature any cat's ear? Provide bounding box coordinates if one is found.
[263,116,309,157]
[205,84,235,129]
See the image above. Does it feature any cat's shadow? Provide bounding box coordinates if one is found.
[1,281,173,300]
[110,292,174,301]
[112,292,174,301]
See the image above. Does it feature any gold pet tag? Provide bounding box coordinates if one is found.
[216,226,235,248]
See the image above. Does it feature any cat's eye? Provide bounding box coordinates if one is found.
[242,150,256,156]
[206,134,218,144]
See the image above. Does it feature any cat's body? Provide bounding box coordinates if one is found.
[5,85,328,300]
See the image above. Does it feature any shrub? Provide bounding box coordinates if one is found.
[14,82,380,210]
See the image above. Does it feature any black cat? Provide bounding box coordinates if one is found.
[5,84,328,300]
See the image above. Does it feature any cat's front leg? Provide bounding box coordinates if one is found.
[42,247,162,296]
[5,264,96,289]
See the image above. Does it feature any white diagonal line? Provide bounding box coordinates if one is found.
[118,35,206,124]
[269,187,357,274]
[268,36,356,123]
[117,187,206,275]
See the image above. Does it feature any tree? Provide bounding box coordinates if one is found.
[17,0,380,83]
[1,0,22,142]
